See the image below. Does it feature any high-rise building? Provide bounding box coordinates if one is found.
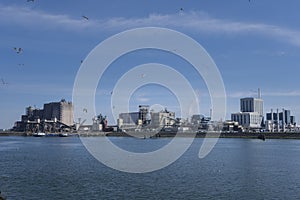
[231,89,264,130]
[290,116,296,125]
[43,99,73,126]
[240,97,263,116]
[13,99,74,131]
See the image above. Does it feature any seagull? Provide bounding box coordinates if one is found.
[18,63,25,67]
[82,15,89,20]
[13,47,23,54]
[1,78,8,85]
[27,0,35,2]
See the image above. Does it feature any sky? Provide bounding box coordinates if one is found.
[1,0,300,129]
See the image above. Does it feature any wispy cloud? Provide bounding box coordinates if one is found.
[264,91,300,97]
[1,4,300,47]
[228,90,300,98]
[227,91,255,98]
[252,49,287,57]
[1,82,72,96]
[0,5,93,30]
[135,96,150,103]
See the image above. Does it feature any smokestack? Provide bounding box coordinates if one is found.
[271,109,274,132]
[282,108,285,132]
[277,109,280,132]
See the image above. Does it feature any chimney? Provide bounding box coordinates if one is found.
[282,108,285,132]
[271,109,273,132]
[277,109,280,132]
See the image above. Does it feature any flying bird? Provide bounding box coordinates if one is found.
[27,0,35,2]
[180,8,184,11]
[1,78,8,85]
[82,15,89,20]
[13,47,23,54]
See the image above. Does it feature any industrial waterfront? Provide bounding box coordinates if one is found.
[1,1,300,199]
[2,88,299,139]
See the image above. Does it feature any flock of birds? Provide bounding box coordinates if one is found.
[0,0,92,87]
[0,0,254,88]
[1,47,24,86]
[0,1,189,86]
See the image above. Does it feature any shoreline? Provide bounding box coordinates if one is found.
[1,131,300,139]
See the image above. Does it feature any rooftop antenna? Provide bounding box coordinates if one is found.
[258,88,261,99]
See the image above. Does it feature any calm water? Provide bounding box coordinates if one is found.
[1,136,300,199]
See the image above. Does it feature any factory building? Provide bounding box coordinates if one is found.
[150,109,175,128]
[231,89,264,130]
[265,109,296,132]
[118,105,150,128]
[240,97,263,116]
[118,112,140,126]
[44,99,73,126]
[13,99,74,132]
[118,105,176,129]
[231,112,263,129]
[266,109,295,125]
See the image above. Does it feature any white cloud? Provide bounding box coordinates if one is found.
[228,90,300,98]
[1,82,72,96]
[0,5,93,30]
[227,91,255,98]
[264,91,300,97]
[1,5,300,47]
[135,97,150,103]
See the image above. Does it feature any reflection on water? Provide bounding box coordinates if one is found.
[1,136,300,199]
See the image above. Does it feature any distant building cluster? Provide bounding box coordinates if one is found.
[116,105,223,133]
[231,97,264,129]
[228,89,297,132]
[265,109,296,132]
[117,105,177,131]
[13,99,74,133]
[11,89,298,134]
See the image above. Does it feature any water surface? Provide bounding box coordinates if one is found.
[1,136,300,199]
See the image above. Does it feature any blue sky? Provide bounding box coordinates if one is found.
[1,0,300,128]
